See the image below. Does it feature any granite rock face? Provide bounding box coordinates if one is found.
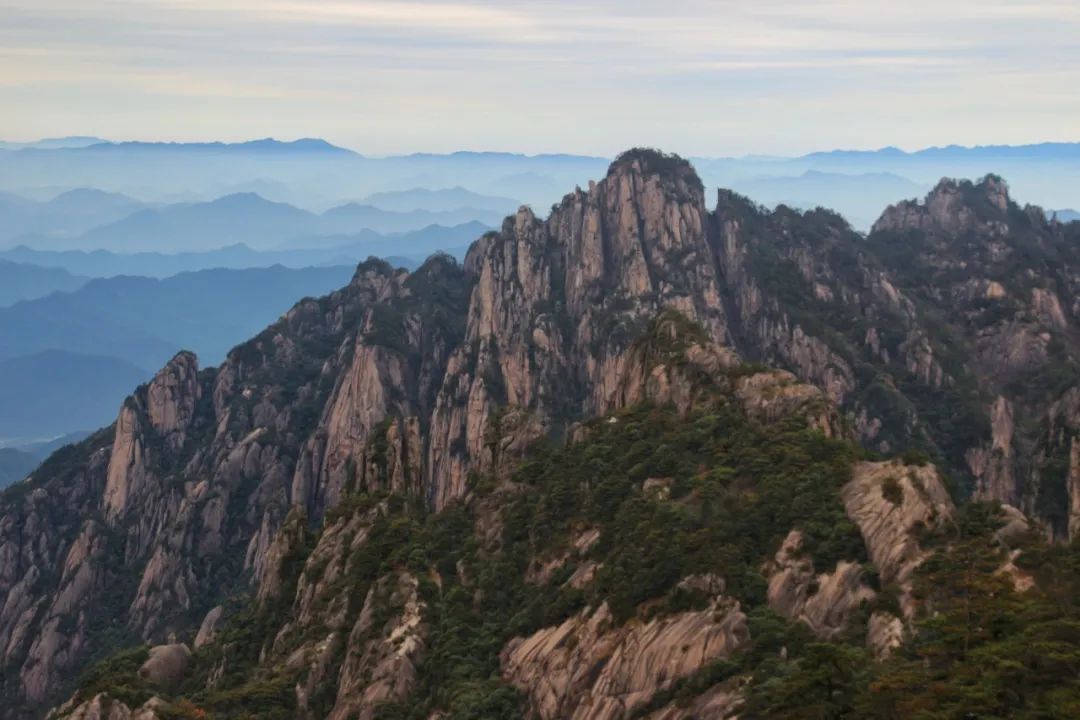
[765,461,950,658]
[325,572,426,720]
[501,596,749,720]
[871,176,1080,526]
[137,644,191,691]
[843,460,955,618]
[52,694,160,720]
[766,529,875,638]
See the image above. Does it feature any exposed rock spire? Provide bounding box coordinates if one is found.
[104,351,201,522]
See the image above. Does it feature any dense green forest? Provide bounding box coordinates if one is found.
[62,384,1080,719]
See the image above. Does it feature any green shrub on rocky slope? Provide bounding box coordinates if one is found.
[60,339,1080,719]
[47,272,1080,718]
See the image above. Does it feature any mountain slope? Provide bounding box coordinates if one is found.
[3,150,1080,718]
[76,193,315,252]
[0,450,37,489]
[0,222,488,278]
[0,350,150,440]
[864,177,1080,533]
[360,186,521,214]
[0,260,86,306]
[38,195,502,253]
[0,264,357,370]
[0,189,144,244]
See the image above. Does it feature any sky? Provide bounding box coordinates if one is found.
[1,0,1078,156]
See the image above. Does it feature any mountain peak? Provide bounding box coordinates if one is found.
[211,191,269,205]
[243,137,351,154]
[872,173,1013,235]
[608,148,704,195]
[926,174,1010,211]
[103,350,201,522]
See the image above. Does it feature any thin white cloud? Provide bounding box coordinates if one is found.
[0,0,1077,153]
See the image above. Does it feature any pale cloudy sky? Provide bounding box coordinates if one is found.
[1,0,1078,155]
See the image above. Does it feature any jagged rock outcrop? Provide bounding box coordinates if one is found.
[525,528,602,587]
[426,152,733,510]
[870,176,1080,519]
[867,611,905,658]
[0,260,431,713]
[256,511,311,606]
[766,529,875,637]
[104,352,201,522]
[137,644,191,691]
[501,595,748,720]
[842,460,955,617]
[873,176,1011,236]
[52,696,168,720]
[611,312,739,416]
[325,572,425,720]
[257,500,427,719]
[733,369,839,436]
[763,459,957,657]
[1070,439,1080,541]
[0,436,114,708]
[711,195,862,406]
[193,605,223,649]
[967,395,1017,504]
[1031,387,1080,540]
[645,684,743,720]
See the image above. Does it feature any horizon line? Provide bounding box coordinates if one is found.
[3,136,1080,161]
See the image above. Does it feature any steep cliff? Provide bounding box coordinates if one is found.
[501,598,749,720]
[868,177,1080,525]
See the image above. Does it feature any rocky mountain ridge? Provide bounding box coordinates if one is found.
[1,149,1079,718]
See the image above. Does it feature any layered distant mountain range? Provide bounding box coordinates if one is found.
[0,188,508,253]
[0,265,360,445]
[3,137,1078,231]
